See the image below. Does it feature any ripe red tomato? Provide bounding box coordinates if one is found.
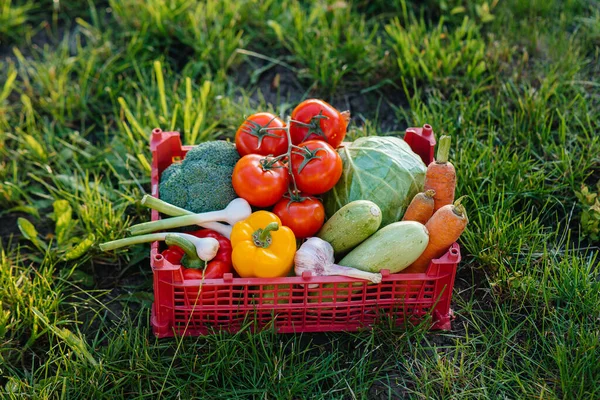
[232,154,289,207]
[290,99,349,149]
[235,112,288,157]
[290,140,342,195]
[273,196,325,238]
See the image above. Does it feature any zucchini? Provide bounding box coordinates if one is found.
[317,200,382,256]
[339,221,429,273]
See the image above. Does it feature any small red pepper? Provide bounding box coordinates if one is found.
[161,229,233,279]
[161,247,184,264]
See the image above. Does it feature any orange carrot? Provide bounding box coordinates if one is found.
[402,198,468,274]
[402,189,436,224]
[424,135,455,212]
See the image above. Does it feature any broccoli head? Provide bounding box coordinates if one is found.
[159,140,240,213]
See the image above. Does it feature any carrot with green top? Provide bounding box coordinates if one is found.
[402,197,468,274]
[424,135,455,212]
[402,189,436,224]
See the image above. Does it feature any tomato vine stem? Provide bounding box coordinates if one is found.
[259,116,305,195]
[289,119,312,128]
[240,118,283,148]
[284,116,300,195]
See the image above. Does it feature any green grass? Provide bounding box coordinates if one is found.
[1,0,599,398]
[0,1,34,44]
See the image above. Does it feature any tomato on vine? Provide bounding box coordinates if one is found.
[272,195,325,238]
[290,140,342,195]
[232,154,289,207]
[290,99,349,149]
[235,112,288,157]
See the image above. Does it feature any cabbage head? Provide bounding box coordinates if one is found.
[323,136,427,227]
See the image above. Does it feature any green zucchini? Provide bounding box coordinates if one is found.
[339,221,429,273]
[317,200,382,256]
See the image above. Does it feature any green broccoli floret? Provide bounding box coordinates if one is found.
[159,140,240,213]
[160,161,182,182]
[182,140,240,168]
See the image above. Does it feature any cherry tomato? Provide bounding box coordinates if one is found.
[290,99,349,149]
[290,140,342,195]
[235,112,288,157]
[232,154,289,207]
[272,196,325,238]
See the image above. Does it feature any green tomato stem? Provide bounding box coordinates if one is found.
[289,119,312,128]
[284,116,300,194]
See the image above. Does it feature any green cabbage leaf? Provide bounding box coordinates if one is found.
[323,136,427,227]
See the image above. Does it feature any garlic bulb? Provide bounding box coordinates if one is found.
[294,238,382,286]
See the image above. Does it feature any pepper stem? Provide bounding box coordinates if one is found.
[253,222,279,248]
[436,135,451,164]
[164,234,203,269]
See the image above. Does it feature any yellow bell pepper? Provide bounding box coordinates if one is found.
[230,211,296,278]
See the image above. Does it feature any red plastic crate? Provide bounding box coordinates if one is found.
[148,126,460,337]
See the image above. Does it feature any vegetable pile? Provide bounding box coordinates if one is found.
[100,99,468,299]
